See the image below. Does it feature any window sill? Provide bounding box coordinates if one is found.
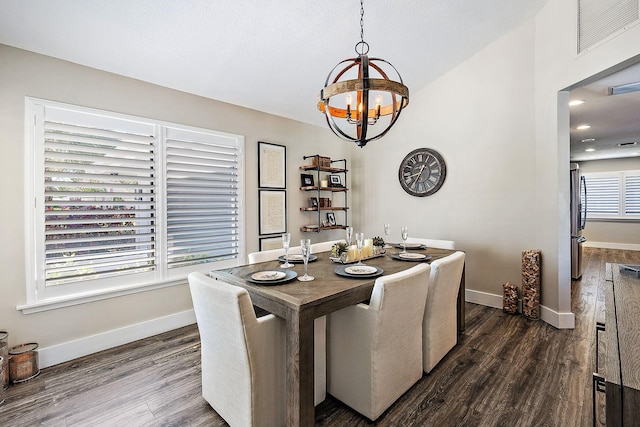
[16,279,186,314]
[588,217,640,223]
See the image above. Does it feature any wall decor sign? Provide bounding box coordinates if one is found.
[259,189,287,235]
[260,236,283,251]
[258,141,286,189]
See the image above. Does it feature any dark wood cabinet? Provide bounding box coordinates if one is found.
[599,263,640,426]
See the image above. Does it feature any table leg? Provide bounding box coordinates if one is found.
[285,308,315,427]
[457,265,466,332]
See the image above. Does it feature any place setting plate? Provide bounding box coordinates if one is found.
[334,264,384,279]
[390,252,432,262]
[394,242,427,250]
[278,254,318,264]
[245,269,297,285]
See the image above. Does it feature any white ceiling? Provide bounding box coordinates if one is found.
[569,62,640,162]
[0,0,550,127]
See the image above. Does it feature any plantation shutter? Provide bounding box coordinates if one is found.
[584,174,620,217]
[165,127,240,269]
[42,107,157,286]
[624,172,640,216]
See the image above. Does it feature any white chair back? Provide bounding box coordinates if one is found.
[406,237,455,250]
[327,263,430,421]
[310,239,344,253]
[188,272,285,426]
[422,251,465,373]
[248,248,285,264]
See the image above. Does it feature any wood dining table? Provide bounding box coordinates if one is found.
[209,246,465,427]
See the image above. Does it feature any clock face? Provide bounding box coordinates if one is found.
[398,148,447,197]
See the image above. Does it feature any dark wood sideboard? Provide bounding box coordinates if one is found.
[598,263,640,426]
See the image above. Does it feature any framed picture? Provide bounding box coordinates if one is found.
[259,190,287,235]
[260,236,283,251]
[300,174,314,187]
[309,197,318,208]
[258,141,286,189]
[327,212,336,226]
[329,174,342,187]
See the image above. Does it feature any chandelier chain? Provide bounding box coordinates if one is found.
[355,0,369,55]
[360,0,365,45]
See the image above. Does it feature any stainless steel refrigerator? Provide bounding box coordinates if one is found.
[570,163,587,279]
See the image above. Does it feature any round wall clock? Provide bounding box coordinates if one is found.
[398,148,447,197]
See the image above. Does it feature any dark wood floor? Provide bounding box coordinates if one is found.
[1,247,638,426]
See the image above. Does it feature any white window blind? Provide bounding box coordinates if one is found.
[583,170,640,220]
[625,173,640,215]
[44,115,157,286]
[165,127,240,269]
[26,99,244,305]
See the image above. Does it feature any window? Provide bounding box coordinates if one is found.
[583,170,640,220]
[25,98,244,306]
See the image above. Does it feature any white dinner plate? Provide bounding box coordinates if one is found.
[395,242,426,249]
[344,265,378,275]
[251,270,287,281]
[399,253,427,260]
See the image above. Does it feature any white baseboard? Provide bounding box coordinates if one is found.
[465,289,575,329]
[465,289,503,309]
[38,309,196,369]
[584,241,640,251]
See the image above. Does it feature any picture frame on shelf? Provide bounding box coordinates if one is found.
[258,141,286,189]
[259,189,287,235]
[301,174,314,187]
[309,197,318,208]
[329,174,343,187]
[327,212,336,226]
[259,235,283,251]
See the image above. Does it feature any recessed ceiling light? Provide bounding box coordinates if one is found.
[569,99,585,106]
[577,124,591,130]
[618,141,638,147]
[585,148,596,152]
[581,138,595,142]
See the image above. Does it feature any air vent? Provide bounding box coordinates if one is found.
[578,0,639,53]
[609,81,640,95]
[618,141,638,147]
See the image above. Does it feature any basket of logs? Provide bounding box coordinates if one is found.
[522,249,541,319]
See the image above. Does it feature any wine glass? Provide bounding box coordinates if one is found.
[281,233,293,268]
[298,239,314,281]
[355,232,364,265]
[383,224,391,248]
[345,226,353,247]
[401,226,409,253]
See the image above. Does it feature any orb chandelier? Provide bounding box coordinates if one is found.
[317,0,409,148]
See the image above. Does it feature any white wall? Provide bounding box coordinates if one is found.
[356,0,640,327]
[578,157,640,248]
[0,44,349,365]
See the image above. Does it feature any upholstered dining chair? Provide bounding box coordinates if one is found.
[327,263,431,421]
[247,245,304,264]
[422,251,466,373]
[188,272,285,427]
[247,249,326,405]
[406,237,455,250]
[310,239,344,253]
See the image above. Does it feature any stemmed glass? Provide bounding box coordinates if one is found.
[298,239,314,281]
[355,232,365,265]
[345,226,353,247]
[383,224,391,248]
[401,226,409,253]
[281,233,293,268]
